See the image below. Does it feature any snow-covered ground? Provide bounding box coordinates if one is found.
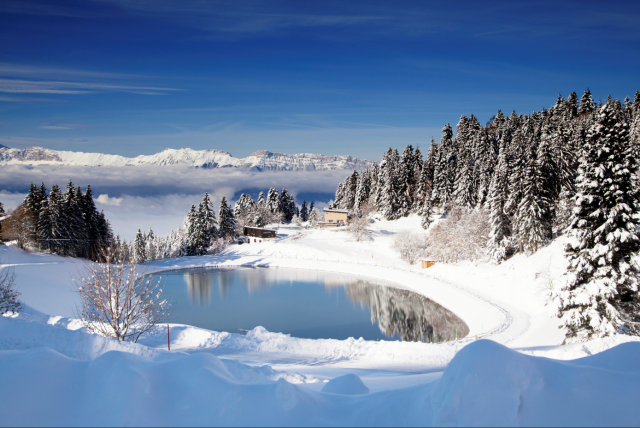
[2,215,639,426]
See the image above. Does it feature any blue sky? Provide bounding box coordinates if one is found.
[1,0,639,160]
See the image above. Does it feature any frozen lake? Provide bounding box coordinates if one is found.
[155,267,469,342]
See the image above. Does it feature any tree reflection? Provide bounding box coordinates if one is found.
[326,278,469,342]
[180,267,469,342]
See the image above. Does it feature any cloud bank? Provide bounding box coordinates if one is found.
[0,165,347,240]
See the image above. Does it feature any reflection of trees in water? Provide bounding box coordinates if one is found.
[181,267,469,342]
[183,271,213,305]
[328,278,469,343]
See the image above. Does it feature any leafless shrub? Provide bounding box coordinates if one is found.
[0,260,21,315]
[0,205,36,250]
[74,246,173,342]
[392,231,428,265]
[349,215,371,242]
[208,237,229,254]
[426,207,490,263]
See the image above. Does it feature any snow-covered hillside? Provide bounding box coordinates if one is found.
[0,146,375,171]
[2,215,640,426]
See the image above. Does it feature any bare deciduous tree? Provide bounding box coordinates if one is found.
[392,231,428,265]
[349,215,370,242]
[426,208,490,263]
[74,246,173,342]
[0,205,36,250]
[0,260,21,315]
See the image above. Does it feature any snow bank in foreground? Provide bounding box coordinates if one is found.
[1,326,639,426]
[432,340,640,426]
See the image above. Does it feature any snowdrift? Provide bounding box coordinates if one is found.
[2,312,640,426]
[432,339,640,426]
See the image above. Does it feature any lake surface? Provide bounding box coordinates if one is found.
[155,267,469,342]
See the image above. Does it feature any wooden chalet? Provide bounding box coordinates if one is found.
[243,226,277,243]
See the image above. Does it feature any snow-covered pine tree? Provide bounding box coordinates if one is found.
[266,188,280,214]
[420,194,434,230]
[515,139,551,253]
[279,188,294,222]
[414,141,437,211]
[288,193,296,221]
[0,201,3,215]
[578,88,595,116]
[145,228,157,261]
[199,193,218,242]
[133,229,146,263]
[62,181,87,256]
[368,163,380,210]
[556,101,640,341]
[24,183,40,218]
[377,148,401,220]
[345,170,359,211]
[454,155,476,208]
[474,128,497,208]
[431,124,454,208]
[567,92,579,118]
[234,193,255,220]
[308,207,320,227]
[218,196,237,240]
[504,120,528,250]
[300,200,309,222]
[257,191,266,207]
[399,145,415,213]
[333,179,348,209]
[183,204,201,256]
[354,169,371,211]
[486,141,512,262]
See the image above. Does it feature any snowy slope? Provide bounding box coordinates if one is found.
[0,146,375,171]
[3,214,640,425]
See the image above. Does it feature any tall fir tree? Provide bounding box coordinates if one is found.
[133,229,146,263]
[556,102,640,341]
[266,188,280,213]
[218,196,237,239]
[487,141,512,262]
[300,200,309,221]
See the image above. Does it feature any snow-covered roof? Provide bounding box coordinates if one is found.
[323,208,349,213]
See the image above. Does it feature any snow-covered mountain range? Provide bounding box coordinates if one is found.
[0,146,375,171]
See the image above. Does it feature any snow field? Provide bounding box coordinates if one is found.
[2,213,640,425]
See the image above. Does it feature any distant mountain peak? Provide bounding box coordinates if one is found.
[0,146,375,172]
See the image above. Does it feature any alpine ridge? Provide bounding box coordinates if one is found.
[0,146,376,171]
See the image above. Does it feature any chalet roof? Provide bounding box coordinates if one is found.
[323,208,349,213]
[244,226,277,231]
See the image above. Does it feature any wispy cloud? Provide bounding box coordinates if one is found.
[39,122,91,130]
[0,63,179,103]
[0,78,178,95]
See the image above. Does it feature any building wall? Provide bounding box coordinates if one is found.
[324,212,348,223]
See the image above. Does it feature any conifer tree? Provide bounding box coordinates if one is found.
[420,195,434,230]
[377,148,401,220]
[62,181,86,256]
[218,196,237,240]
[133,229,146,263]
[184,205,200,256]
[556,102,640,341]
[487,141,512,262]
[515,142,550,253]
[578,88,595,116]
[300,201,309,222]
[266,188,280,213]
[199,193,218,242]
[354,169,371,211]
